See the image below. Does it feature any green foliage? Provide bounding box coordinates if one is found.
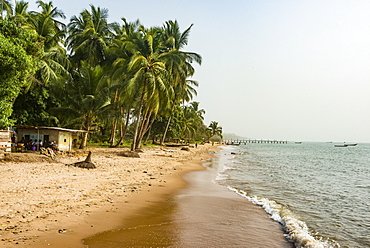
[0,20,42,128]
[11,84,60,126]
[208,121,223,139]
[0,4,220,148]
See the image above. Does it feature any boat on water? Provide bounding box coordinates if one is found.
[334,143,358,147]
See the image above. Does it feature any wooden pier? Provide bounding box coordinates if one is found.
[224,139,288,145]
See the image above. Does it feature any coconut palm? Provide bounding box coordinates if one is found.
[159,20,202,144]
[189,101,205,120]
[67,5,115,67]
[28,1,65,47]
[7,1,29,27]
[123,26,174,150]
[51,61,111,148]
[26,0,69,85]
[180,105,199,140]
[208,121,223,139]
[105,18,141,146]
[0,0,12,19]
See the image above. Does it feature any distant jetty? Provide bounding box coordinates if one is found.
[224,139,288,145]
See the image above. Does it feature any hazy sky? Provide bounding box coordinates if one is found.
[24,0,370,142]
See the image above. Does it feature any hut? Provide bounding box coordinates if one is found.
[16,126,87,151]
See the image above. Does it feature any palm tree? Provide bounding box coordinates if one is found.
[26,0,69,85]
[28,1,65,46]
[208,121,223,139]
[67,5,115,67]
[159,20,202,144]
[105,18,141,146]
[189,101,205,119]
[124,26,173,150]
[7,1,29,27]
[51,62,111,148]
[0,0,12,19]
[180,105,199,141]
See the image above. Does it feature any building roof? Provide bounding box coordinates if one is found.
[16,126,88,133]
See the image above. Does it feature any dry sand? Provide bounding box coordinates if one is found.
[0,144,219,247]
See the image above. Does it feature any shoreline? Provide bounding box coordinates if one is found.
[83,146,293,248]
[0,144,219,247]
[1,143,292,247]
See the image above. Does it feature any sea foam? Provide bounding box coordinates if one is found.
[227,187,339,248]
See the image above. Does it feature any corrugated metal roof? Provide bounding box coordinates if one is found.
[16,126,88,133]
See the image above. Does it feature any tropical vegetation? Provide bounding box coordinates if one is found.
[0,1,223,150]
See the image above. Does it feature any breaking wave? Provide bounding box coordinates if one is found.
[227,187,340,248]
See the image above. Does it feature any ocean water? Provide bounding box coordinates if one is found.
[213,142,370,248]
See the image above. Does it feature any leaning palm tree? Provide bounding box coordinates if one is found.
[124,26,173,150]
[159,20,202,144]
[104,18,142,146]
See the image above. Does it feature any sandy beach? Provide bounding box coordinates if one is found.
[0,144,291,247]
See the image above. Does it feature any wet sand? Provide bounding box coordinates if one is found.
[83,156,293,247]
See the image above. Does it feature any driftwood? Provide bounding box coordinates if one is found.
[165,143,188,147]
[119,151,140,158]
[40,147,57,160]
[66,151,96,169]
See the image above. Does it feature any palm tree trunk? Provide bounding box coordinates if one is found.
[79,131,89,149]
[136,107,150,148]
[161,103,176,145]
[80,121,90,149]
[144,126,152,144]
[131,89,146,151]
[161,115,172,145]
[79,114,92,149]
[114,108,130,147]
[143,113,156,145]
[109,89,120,146]
[136,111,154,149]
[109,119,117,146]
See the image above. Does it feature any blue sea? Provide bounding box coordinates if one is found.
[212,142,370,248]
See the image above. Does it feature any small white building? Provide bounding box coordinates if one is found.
[16,126,87,151]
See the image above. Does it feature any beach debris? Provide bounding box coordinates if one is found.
[1,153,16,162]
[181,147,190,151]
[58,229,67,233]
[119,151,140,158]
[40,147,57,160]
[66,151,96,169]
[3,225,18,231]
[231,152,245,155]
